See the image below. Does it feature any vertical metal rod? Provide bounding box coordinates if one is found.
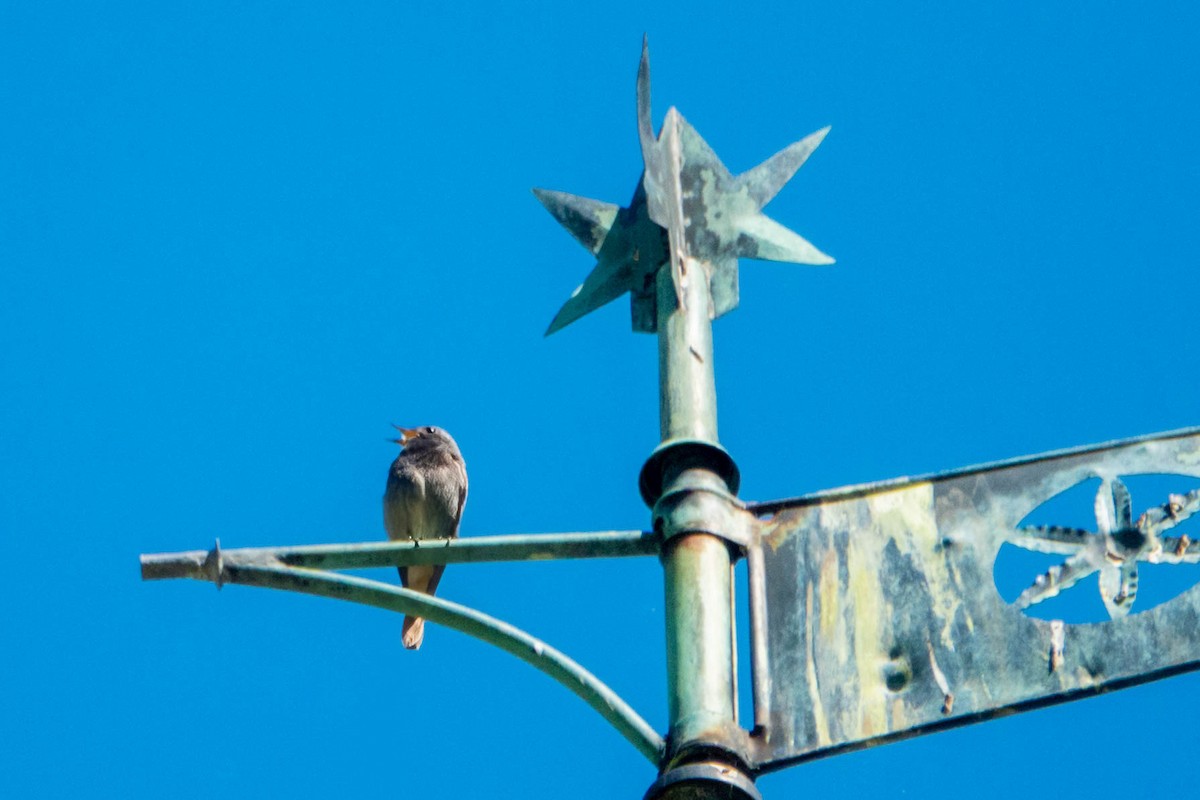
[657,258,718,443]
[662,531,737,748]
[655,261,739,760]
[730,562,739,728]
[746,542,771,733]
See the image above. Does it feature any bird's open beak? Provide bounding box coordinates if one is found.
[390,425,420,446]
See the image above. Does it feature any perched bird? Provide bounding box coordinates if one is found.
[383,425,468,650]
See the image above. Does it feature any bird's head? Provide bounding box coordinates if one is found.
[390,425,462,458]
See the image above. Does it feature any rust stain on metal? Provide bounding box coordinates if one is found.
[1048,620,1065,674]
[926,641,953,715]
[1175,533,1191,557]
[752,428,1200,772]
[760,509,802,553]
[673,532,718,556]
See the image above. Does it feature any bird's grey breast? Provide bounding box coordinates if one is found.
[383,452,465,541]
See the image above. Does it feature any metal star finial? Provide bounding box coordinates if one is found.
[535,38,833,335]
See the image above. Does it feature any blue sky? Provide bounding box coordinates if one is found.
[3,2,1199,798]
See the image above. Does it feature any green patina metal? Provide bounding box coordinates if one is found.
[537,39,831,338]
[139,38,1200,800]
[140,529,658,580]
[535,39,833,798]
[746,426,1200,772]
[217,560,663,764]
[139,529,665,765]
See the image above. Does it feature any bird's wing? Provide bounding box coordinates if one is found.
[383,495,407,542]
[412,461,464,538]
[454,467,467,536]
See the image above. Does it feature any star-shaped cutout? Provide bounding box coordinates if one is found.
[534,38,833,335]
[1009,478,1200,619]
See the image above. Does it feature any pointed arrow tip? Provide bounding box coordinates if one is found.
[637,39,654,154]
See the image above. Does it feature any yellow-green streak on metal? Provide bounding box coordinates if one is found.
[751,427,1200,772]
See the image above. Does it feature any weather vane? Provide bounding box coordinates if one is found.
[140,39,1200,799]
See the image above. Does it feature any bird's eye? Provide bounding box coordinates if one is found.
[426,426,436,434]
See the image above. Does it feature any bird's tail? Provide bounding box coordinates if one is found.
[397,563,445,651]
[402,615,425,650]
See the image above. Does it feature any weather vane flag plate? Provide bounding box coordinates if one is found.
[749,427,1200,771]
[536,38,832,336]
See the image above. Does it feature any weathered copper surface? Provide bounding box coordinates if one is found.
[750,427,1200,771]
[139,532,666,763]
[536,38,831,336]
[141,37,1200,799]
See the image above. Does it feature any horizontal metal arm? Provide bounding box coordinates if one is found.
[140,530,660,581]
[164,556,666,764]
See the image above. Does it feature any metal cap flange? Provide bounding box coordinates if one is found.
[643,761,762,800]
[640,438,741,507]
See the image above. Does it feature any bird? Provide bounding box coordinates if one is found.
[383,425,468,650]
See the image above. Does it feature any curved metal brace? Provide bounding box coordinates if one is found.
[215,559,666,764]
